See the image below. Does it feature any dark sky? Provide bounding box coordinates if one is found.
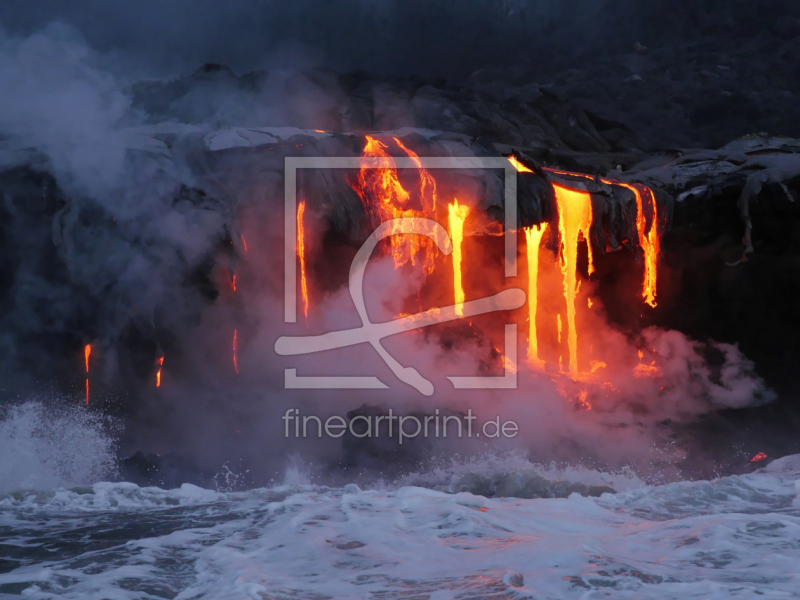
[1,0,791,81]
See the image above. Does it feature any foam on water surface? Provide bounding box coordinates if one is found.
[1,464,799,599]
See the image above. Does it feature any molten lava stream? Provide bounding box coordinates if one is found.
[84,344,91,405]
[156,356,164,387]
[448,199,470,316]
[618,183,660,307]
[524,224,548,369]
[233,329,239,375]
[353,136,437,273]
[553,183,593,378]
[509,157,662,311]
[297,200,309,322]
[507,156,533,173]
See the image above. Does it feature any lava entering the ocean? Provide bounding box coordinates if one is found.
[448,199,470,316]
[284,145,665,407]
[554,183,594,378]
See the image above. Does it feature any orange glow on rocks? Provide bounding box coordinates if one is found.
[634,349,661,378]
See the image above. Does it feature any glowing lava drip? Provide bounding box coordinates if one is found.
[620,183,660,307]
[394,136,437,221]
[233,329,239,375]
[524,224,548,368]
[84,344,91,405]
[353,136,438,273]
[507,156,662,383]
[447,200,470,316]
[156,356,164,387]
[297,200,309,322]
[554,184,594,378]
[542,166,660,307]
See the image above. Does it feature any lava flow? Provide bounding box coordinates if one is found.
[507,156,663,382]
[318,145,666,403]
[554,183,594,377]
[156,356,164,387]
[233,329,239,375]
[84,344,91,405]
[541,165,661,307]
[621,182,660,307]
[525,224,548,368]
[447,199,470,316]
[352,136,438,273]
[297,199,309,322]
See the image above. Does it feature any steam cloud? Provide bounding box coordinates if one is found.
[0,12,777,488]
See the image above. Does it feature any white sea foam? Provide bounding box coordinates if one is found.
[0,459,798,598]
[2,404,799,598]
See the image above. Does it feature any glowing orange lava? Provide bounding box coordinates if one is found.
[394,136,437,221]
[156,356,164,387]
[241,234,248,255]
[297,200,309,322]
[577,389,592,410]
[231,273,237,292]
[618,183,660,307]
[84,344,91,405]
[511,158,662,311]
[525,224,548,368]
[633,349,661,378]
[448,199,470,316]
[352,136,437,273]
[750,452,768,463]
[554,183,593,377]
[233,329,239,375]
[508,155,533,173]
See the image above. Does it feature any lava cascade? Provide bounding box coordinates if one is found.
[447,199,470,316]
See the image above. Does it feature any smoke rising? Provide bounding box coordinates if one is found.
[0,11,779,490]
